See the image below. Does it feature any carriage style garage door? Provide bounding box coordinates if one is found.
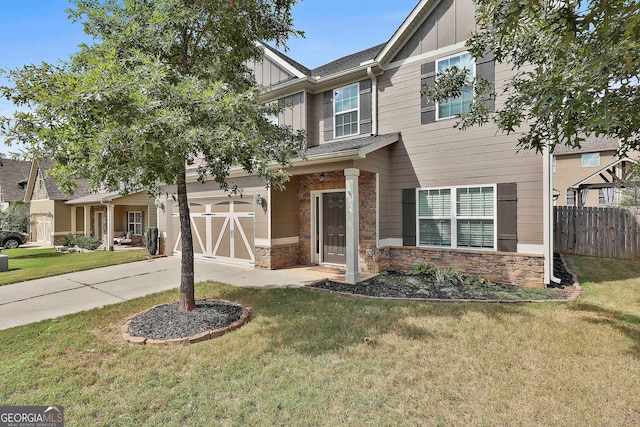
[172,199,255,266]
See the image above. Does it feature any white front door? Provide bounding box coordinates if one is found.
[172,199,255,266]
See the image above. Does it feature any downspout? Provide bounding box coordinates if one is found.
[367,66,378,136]
[543,143,561,286]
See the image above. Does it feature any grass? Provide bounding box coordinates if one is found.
[0,254,639,425]
[0,248,148,285]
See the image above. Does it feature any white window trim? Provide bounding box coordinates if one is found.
[128,211,143,236]
[333,83,359,139]
[435,51,476,122]
[416,184,497,251]
[581,153,600,168]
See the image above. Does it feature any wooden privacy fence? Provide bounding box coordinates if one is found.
[554,206,640,259]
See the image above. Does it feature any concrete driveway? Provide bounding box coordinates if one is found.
[0,257,328,331]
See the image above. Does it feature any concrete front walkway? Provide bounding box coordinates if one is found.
[0,257,329,331]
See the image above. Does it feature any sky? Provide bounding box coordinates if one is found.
[0,0,420,157]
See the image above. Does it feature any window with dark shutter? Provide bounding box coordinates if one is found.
[421,52,496,124]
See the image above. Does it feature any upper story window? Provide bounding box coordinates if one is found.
[552,156,557,173]
[436,52,475,120]
[582,153,600,168]
[334,83,359,138]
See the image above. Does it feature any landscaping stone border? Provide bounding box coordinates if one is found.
[558,253,582,291]
[307,284,581,303]
[121,299,251,346]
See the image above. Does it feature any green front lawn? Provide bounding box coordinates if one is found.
[0,255,639,425]
[0,248,148,285]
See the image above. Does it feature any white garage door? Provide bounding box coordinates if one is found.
[172,199,255,266]
[33,214,53,244]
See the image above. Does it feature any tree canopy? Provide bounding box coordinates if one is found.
[0,0,306,311]
[422,0,640,154]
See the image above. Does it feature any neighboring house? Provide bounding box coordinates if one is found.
[553,136,638,207]
[24,159,157,246]
[157,0,552,287]
[0,159,31,211]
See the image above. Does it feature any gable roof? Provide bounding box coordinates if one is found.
[25,159,92,202]
[0,159,31,203]
[261,0,444,85]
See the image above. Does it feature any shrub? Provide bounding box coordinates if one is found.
[61,233,76,248]
[145,227,158,256]
[73,235,102,250]
[409,263,437,276]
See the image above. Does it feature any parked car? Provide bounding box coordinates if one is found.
[0,230,29,249]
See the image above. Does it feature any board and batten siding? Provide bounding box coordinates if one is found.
[277,92,305,133]
[391,0,475,63]
[377,55,543,246]
[248,57,295,87]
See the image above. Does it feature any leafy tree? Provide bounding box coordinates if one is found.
[0,0,305,311]
[620,162,640,207]
[422,0,640,153]
[0,201,29,232]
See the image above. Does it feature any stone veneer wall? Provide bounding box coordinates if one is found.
[254,243,300,270]
[298,171,378,274]
[387,246,545,288]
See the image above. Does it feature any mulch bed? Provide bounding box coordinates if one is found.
[123,299,250,345]
[310,253,578,302]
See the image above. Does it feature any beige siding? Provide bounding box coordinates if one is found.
[54,200,72,232]
[271,177,299,239]
[553,151,618,207]
[378,58,543,245]
[391,0,475,63]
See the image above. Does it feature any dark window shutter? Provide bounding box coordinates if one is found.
[359,79,372,135]
[476,53,495,113]
[497,182,517,252]
[323,90,333,142]
[402,188,417,246]
[420,61,436,124]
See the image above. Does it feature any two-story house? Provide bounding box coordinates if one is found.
[158,0,553,287]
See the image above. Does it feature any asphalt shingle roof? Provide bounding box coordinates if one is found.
[0,159,31,202]
[306,132,400,157]
[553,135,619,155]
[37,160,92,201]
[310,43,386,78]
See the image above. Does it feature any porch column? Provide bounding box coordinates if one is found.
[344,168,360,284]
[70,206,77,235]
[83,206,90,236]
[106,204,115,250]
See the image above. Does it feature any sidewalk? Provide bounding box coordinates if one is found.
[0,257,328,331]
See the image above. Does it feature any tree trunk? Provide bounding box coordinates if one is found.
[177,167,196,312]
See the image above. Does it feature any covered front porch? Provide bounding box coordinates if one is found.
[262,133,399,283]
[66,191,158,249]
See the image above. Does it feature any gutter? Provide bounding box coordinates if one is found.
[543,143,561,286]
[367,66,378,136]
